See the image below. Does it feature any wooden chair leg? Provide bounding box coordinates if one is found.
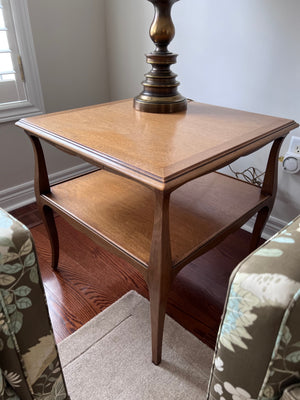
[249,206,270,252]
[40,205,59,270]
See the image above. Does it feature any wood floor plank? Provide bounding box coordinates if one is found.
[11,203,43,228]
[31,227,100,340]
[31,218,149,341]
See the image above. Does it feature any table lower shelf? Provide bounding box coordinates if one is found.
[41,170,269,272]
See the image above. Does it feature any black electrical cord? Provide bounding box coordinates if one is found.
[228,165,265,187]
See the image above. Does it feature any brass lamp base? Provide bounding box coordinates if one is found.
[134,96,187,114]
[134,0,187,114]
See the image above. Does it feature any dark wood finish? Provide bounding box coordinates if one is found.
[10,202,42,228]
[250,137,284,251]
[16,99,298,363]
[29,135,60,270]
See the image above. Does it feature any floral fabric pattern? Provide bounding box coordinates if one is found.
[260,292,300,399]
[208,215,300,400]
[0,209,69,400]
[219,273,300,353]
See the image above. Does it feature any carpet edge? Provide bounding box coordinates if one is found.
[58,290,145,367]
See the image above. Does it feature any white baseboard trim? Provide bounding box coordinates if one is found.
[0,163,96,212]
[242,214,286,240]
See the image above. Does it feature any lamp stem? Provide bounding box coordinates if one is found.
[134,0,187,114]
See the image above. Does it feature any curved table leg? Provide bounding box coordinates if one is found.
[28,134,59,270]
[41,205,59,270]
[250,136,285,251]
[250,206,271,251]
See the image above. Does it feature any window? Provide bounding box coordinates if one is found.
[0,0,44,122]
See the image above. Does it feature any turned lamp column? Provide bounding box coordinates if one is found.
[134,0,187,113]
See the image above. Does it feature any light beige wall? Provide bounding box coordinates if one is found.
[0,0,109,194]
[105,0,153,101]
[27,0,109,114]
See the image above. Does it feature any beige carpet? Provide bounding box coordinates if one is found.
[58,291,213,400]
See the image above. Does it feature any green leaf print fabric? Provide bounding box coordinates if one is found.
[0,209,69,400]
[208,215,300,400]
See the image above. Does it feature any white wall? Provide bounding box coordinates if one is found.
[0,0,109,208]
[106,0,300,224]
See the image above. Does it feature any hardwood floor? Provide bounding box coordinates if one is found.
[11,203,259,349]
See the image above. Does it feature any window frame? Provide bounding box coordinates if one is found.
[0,0,45,123]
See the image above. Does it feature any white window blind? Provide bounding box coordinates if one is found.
[0,0,27,104]
[0,0,44,122]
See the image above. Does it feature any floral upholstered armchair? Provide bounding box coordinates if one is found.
[0,206,299,400]
[208,215,300,400]
[0,209,69,400]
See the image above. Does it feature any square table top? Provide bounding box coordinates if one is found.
[17,99,298,190]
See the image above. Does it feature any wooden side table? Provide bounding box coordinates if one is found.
[17,99,298,364]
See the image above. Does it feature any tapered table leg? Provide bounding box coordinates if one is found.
[147,190,172,365]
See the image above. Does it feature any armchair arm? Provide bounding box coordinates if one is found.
[207,215,300,400]
[0,209,69,399]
